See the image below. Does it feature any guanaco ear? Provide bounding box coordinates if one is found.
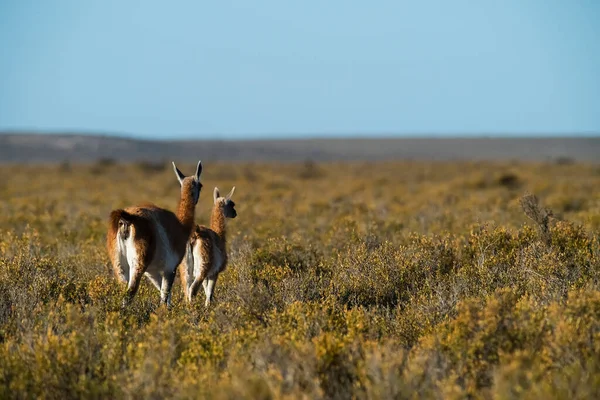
[226,186,235,200]
[213,187,220,203]
[194,160,202,182]
[172,162,185,186]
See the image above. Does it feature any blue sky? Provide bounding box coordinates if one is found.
[0,0,599,139]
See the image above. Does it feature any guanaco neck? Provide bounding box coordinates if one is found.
[176,189,196,233]
[210,203,227,241]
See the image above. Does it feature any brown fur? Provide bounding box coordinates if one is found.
[210,200,228,241]
[107,161,202,305]
[178,225,221,295]
[176,179,199,230]
[107,209,156,283]
[180,187,236,305]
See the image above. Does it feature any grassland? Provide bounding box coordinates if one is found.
[0,160,599,399]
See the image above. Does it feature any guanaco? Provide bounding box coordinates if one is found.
[180,186,237,306]
[107,161,202,306]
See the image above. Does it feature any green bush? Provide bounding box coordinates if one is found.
[0,161,599,399]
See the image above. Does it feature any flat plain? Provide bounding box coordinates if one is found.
[1,133,599,163]
[0,158,599,399]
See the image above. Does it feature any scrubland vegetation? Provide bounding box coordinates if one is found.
[0,160,599,399]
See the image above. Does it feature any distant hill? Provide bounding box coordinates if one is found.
[0,133,598,163]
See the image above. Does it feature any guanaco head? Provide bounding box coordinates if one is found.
[172,160,203,205]
[213,186,237,218]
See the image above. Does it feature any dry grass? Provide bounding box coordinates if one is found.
[0,160,599,399]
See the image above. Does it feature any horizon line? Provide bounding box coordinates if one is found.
[1,129,599,142]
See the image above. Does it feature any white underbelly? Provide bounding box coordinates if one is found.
[192,245,204,277]
[123,234,138,270]
[212,246,223,274]
[146,223,180,274]
[192,243,223,278]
